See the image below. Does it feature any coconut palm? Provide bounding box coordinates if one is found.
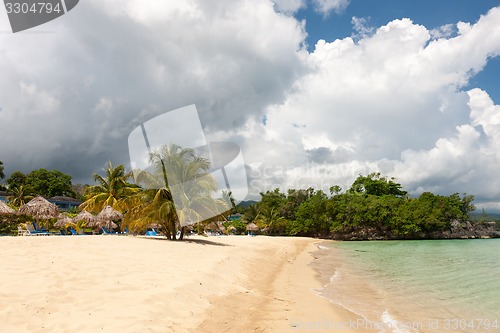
[255,206,285,235]
[125,144,229,240]
[80,162,138,213]
[8,185,34,207]
[243,204,260,224]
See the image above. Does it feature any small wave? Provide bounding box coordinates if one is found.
[381,310,418,333]
[317,244,330,250]
[329,270,341,283]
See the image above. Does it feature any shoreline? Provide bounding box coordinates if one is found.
[0,235,366,332]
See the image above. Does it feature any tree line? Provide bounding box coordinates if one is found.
[0,157,478,240]
[240,173,476,239]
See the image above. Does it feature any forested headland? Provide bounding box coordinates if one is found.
[237,173,500,240]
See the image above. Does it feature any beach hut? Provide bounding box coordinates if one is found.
[0,201,15,215]
[18,196,60,229]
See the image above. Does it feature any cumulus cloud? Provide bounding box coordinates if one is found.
[311,0,350,17]
[0,0,306,183]
[220,7,500,207]
[1,1,500,212]
[272,0,306,14]
[429,23,456,39]
[351,16,375,40]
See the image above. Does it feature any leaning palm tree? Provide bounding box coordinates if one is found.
[126,144,229,240]
[80,162,138,214]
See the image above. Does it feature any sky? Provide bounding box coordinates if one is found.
[1,0,500,211]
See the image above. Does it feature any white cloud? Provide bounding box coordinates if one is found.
[272,0,306,14]
[351,16,375,40]
[0,0,307,181]
[228,7,500,205]
[1,0,500,212]
[311,0,350,17]
[429,23,456,39]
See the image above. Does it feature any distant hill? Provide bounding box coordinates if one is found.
[237,200,258,208]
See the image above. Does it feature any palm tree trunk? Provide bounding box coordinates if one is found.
[171,219,177,240]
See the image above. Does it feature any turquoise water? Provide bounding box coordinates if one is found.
[313,239,500,333]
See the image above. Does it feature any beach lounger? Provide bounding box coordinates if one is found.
[145,230,157,236]
[17,225,29,236]
[26,223,50,236]
[101,227,118,235]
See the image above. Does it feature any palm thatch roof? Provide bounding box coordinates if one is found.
[0,201,15,215]
[18,196,60,220]
[246,222,259,231]
[54,215,74,228]
[97,205,123,221]
[73,210,96,224]
[204,221,220,231]
[93,205,123,230]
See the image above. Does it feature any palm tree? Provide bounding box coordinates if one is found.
[243,204,260,224]
[8,185,33,207]
[126,144,229,240]
[80,162,138,213]
[256,206,285,235]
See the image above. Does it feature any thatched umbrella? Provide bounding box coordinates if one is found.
[246,222,259,232]
[54,215,74,228]
[95,205,123,230]
[217,221,226,232]
[73,210,96,226]
[18,196,60,229]
[228,225,237,234]
[0,201,15,215]
[204,221,219,232]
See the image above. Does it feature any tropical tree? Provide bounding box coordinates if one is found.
[255,206,286,234]
[125,144,229,240]
[243,204,260,224]
[349,172,407,198]
[80,162,138,213]
[7,185,34,207]
[6,171,27,190]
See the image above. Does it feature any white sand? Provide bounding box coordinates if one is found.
[0,235,366,332]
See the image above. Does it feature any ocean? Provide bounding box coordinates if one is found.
[312,239,500,333]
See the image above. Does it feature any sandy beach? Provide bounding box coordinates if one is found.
[0,235,366,333]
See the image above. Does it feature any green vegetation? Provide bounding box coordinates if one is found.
[245,173,476,239]
[6,169,76,198]
[80,161,138,213]
[0,153,484,239]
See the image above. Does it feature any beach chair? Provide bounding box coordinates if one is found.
[101,227,118,235]
[145,230,157,236]
[17,225,29,236]
[26,223,50,236]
